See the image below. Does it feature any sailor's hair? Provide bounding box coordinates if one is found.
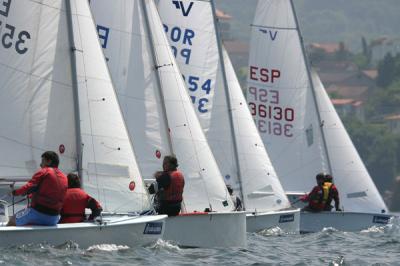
[41,151,59,167]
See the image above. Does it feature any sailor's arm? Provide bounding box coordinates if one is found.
[13,169,46,196]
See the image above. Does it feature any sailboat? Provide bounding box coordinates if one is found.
[89,0,246,247]
[156,0,300,233]
[247,0,393,232]
[0,0,166,247]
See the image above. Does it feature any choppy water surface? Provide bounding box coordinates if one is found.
[1,219,400,266]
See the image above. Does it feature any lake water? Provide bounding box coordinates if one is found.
[1,218,400,266]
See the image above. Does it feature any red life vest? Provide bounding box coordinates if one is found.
[59,188,92,223]
[31,168,68,215]
[163,170,184,203]
[308,186,325,211]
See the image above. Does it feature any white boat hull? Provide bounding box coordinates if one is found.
[0,215,167,248]
[300,211,393,233]
[163,212,246,248]
[246,209,300,233]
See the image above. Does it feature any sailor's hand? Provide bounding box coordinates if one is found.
[299,195,307,202]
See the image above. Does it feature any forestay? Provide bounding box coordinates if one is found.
[156,0,290,212]
[0,0,77,180]
[312,70,387,213]
[70,0,150,213]
[90,0,233,212]
[247,0,328,194]
[247,0,387,213]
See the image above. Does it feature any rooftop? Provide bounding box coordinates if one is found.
[331,98,363,107]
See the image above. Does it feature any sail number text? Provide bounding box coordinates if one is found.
[0,0,31,54]
[248,84,294,138]
[163,24,194,65]
[182,74,212,113]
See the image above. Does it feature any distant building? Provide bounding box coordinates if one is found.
[309,43,343,54]
[216,9,232,40]
[384,114,400,134]
[326,85,369,102]
[331,98,365,121]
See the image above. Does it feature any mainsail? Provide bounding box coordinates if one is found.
[0,0,150,214]
[247,0,387,213]
[156,0,290,212]
[90,0,233,212]
[0,0,77,179]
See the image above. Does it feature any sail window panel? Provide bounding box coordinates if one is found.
[87,163,130,178]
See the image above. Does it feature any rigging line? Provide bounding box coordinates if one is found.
[27,0,65,11]
[290,0,333,175]
[147,2,215,210]
[69,1,102,203]
[211,0,245,208]
[141,0,174,155]
[0,61,72,88]
[24,3,44,164]
[0,135,76,160]
[250,24,297,31]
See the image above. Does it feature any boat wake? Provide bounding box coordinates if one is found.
[87,244,130,252]
[150,239,180,251]
[361,216,400,235]
[321,227,339,233]
[257,226,286,236]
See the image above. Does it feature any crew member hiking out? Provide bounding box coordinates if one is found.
[7,151,68,226]
[148,155,185,216]
[323,174,341,211]
[300,172,328,212]
[59,173,102,223]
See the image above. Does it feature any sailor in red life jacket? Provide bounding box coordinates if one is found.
[148,155,185,216]
[300,173,327,212]
[323,174,341,211]
[59,173,102,223]
[7,151,68,226]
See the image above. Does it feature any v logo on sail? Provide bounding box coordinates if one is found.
[258,28,278,41]
[172,1,194,17]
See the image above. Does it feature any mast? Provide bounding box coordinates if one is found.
[210,0,245,209]
[65,0,83,180]
[289,0,333,175]
[140,0,174,155]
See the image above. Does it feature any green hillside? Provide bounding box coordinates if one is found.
[216,0,400,52]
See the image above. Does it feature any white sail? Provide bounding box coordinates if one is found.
[312,70,387,213]
[247,0,328,193]
[90,0,233,212]
[70,0,150,213]
[0,0,77,179]
[247,0,387,213]
[156,0,290,212]
[223,48,290,211]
